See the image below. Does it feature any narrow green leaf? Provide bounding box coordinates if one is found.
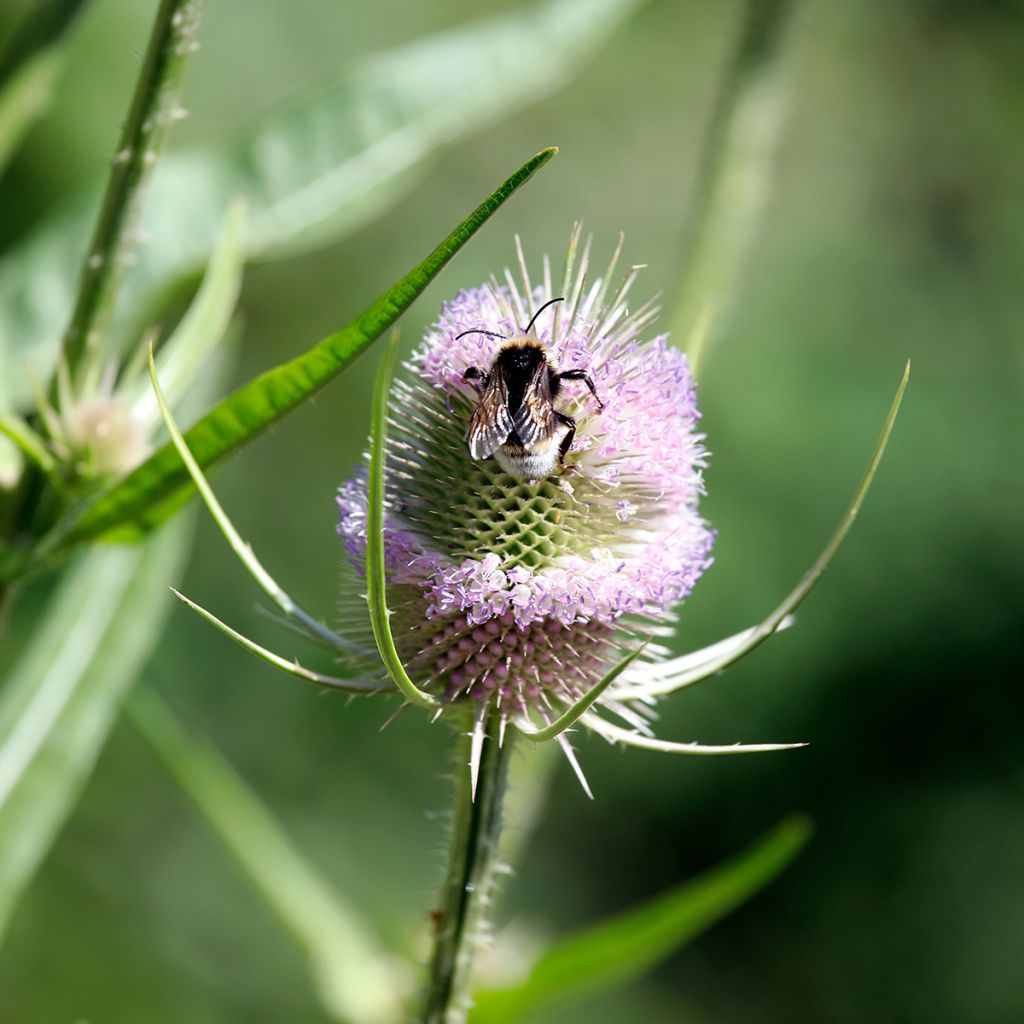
[0,0,640,409]
[674,0,796,377]
[128,689,401,1024]
[129,198,247,423]
[471,816,812,1023]
[0,515,193,943]
[52,148,556,553]
[0,0,89,178]
[366,333,438,710]
[0,48,61,179]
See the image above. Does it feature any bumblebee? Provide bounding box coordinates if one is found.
[459,298,603,479]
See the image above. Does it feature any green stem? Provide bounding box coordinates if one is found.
[423,710,515,1024]
[672,0,795,375]
[56,0,204,394]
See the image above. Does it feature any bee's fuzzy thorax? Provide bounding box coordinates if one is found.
[498,335,549,351]
[499,336,546,348]
[496,335,557,370]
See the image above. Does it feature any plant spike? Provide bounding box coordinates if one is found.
[585,716,806,756]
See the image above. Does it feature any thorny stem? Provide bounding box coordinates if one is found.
[673,0,796,375]
[423,709,515,1024]
[56,0,204,395]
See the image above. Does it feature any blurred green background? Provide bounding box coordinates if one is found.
[1,0,1022,1021]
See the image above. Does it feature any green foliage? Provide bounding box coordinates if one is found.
[0,515,193,943]
[127,199,247,424]
[471,816,812,1023]
[0,411,56,478]
[145,338,378,685]
[128,690,401,1024]
[0,0,88,482]
[0,0,1003,1019]
[0,0,87,174]
[58,0,207,389]
[46,148,555,555]
[674,0,795,373]
[0,0,638,411]
[0,43,62,176]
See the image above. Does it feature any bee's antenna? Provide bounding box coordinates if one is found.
[523,296,564,335]
[454,329,507,341]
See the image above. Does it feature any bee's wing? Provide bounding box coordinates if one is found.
[511,363,559,446]
[467,373,513,460]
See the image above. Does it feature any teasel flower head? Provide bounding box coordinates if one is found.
[336,228,807,793]
[150,220,903,796]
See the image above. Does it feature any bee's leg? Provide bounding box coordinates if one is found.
[555,412,576,465]
[558,369,604,411]
[462,366,489,396]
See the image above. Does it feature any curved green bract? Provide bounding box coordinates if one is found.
[170,588,378,694]
[365,334,438,710]
[651,359,911,695]
[514,640,650,742]
[54,149,555,552]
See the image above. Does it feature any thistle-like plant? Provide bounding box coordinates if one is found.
[153,229,908,1023]
[0,1,863,1019]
